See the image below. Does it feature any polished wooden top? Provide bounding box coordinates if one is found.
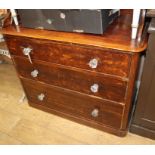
[2,11,147,53]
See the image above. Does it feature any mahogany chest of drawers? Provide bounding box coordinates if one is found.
[2,11,147,136]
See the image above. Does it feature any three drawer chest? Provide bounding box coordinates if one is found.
[2,11,148,136]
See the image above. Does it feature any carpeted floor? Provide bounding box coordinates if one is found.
[0,63,155,144]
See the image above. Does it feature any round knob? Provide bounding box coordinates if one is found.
[22,47,32,55]
[31,69,39,78]
[37,93,45,101]
[89,58,98,69]
[22,47,33,63]
[91,109,99,118]
[90,84,99,93]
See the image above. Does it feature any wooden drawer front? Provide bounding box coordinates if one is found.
[14,56,127,103]
[5,36,131,78]
[21,78,123,129]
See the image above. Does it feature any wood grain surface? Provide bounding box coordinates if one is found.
[21,77,124,129]
[13,56,128,102]
[5,35,131,78]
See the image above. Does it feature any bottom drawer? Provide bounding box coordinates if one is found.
[21,78,124,129]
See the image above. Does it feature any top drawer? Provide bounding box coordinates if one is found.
[5,35,131,78]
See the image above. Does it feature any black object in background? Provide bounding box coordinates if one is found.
[18,9,119,34]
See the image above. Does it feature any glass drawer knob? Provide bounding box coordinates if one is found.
[22,47,33,63]
[90,84,99,93]
[89,58,98,69]
[22,47,32,55]
[37,93,45,101]
[91,109,99,118]
[31,69,39,78]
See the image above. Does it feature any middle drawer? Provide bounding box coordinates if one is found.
[13,56,127,103]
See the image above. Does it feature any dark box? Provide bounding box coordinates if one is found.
[18,9,120,34]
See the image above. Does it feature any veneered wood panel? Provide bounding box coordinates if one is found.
[21,77,123,129]
[13,56,128,103]
[5,36,131,78]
